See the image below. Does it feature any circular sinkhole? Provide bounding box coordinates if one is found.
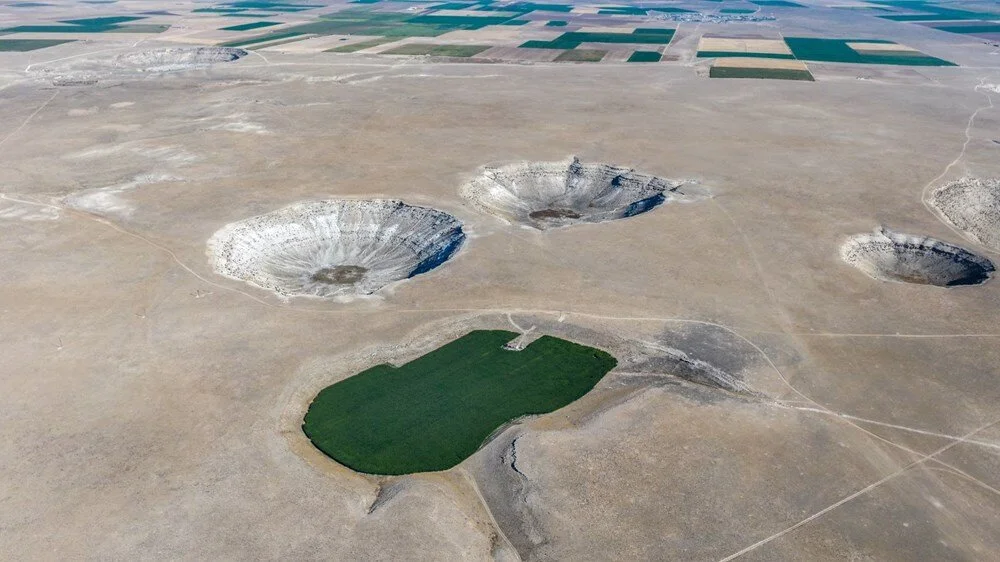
[113,47,248,72]
[840,227,994,287]
[37,47,249,85]
[207,199,466,299]
[460,156,707,229]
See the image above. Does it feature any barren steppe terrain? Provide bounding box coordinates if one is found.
[2,1,1000,560]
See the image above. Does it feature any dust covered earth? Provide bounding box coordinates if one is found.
[2,0,1000,560]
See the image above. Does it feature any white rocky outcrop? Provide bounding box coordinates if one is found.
[840,227,994,287]
[928,176,1000,251]
[207,199,466,299]
[460,157,706,229]
[36,47,247,84]
[112,47,248,72]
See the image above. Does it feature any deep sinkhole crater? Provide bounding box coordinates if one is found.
[460,156,707,229]
[207,199,466,298]
[841,227,994,287]
[113,47,248,72]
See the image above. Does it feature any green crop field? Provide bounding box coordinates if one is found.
[710,65,815,81]
[0,38,74,51]
[598,6,647,15]
[303,330,617,475]
[381,43,489,56]
[521,29,674,49]
[0,15,168,34]
[220,21,281,31]
[628,50,662,62]
[932,24,1000,34]
[220,29,305,46]
[784,37,955,66]
[477,2,573,13]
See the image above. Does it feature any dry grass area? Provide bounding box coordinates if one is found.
[846,41,919,52]
[699,37,793,55]
[2,1,1000,560]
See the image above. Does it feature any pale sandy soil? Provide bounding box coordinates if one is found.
[1,4,1000,560]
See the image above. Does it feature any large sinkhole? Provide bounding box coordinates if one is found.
[840,227,994,287]
[460,157,706,229]
[39,47,249,84]
[207,199,466,298]
[113,47,248,72]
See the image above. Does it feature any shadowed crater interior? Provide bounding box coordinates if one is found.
[207,199,465,298]
[36,47,249,84]
[461,156,707,229]
[841,227,994,287]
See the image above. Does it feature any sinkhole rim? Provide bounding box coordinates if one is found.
[840,227,995,287]
[206,198,466,299]
[460,156,698,230]
[112,46,249,71]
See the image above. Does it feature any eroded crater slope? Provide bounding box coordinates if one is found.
[113,47,248,72]
[841,227,994,287]
[929,176,1000,250]
[461,157,706,229]
[37,47,248,83]
[207,199,465,298]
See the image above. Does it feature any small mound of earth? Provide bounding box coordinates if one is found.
[928,176,1000,250]
[311,265,368,285]
[207,199,465,298]
[840,227,994,287]
[460,156,707,229]
[113,47,248,72]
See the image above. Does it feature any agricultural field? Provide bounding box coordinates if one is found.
[0,15,170,34]
[0,38,73,51]
[843,0,1000,41]
[698,35,955,66]
[303,330,616,474]
[553,47,606,61]
[784,37,956,66]
[218,21,281,32]
[709,56,815,80]
[380,42,492,56]
[697,36,795,59]
[627,49,661,62]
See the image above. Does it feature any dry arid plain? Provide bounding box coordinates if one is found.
[3,0,1000,560]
